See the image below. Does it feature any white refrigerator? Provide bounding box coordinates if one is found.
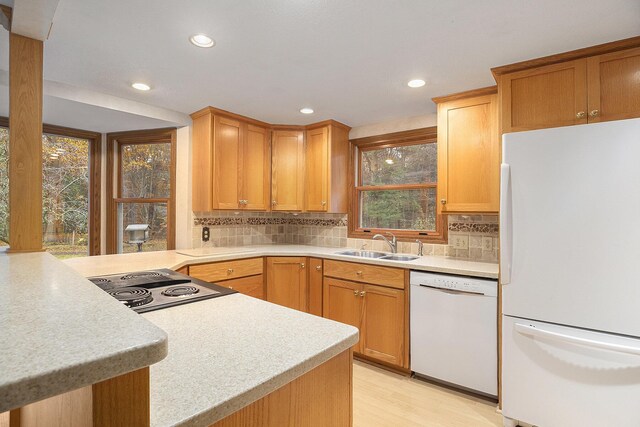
[500,118,640,427]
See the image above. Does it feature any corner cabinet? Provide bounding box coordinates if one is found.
[271,130,305,211]
[323,259,408,369]
[190,107,271,211]
[304,122,350,213]
[434,87,500,214]
[494,44,640,133]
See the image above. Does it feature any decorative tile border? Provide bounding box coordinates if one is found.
[194,215,347,227]
[448,222,499,233]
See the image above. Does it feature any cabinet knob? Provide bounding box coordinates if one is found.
[321,201,327,206]
[227,268,234,274]
[300,263,305,269]
[576,111,586,119]
[589,109,600,118]
[353,290,359,296]
[356,271,363,276]
[359,291,366,297]
[272,200,277,206]
[315,265,322,271]
[440,199,447,205]
[229,286,233,290]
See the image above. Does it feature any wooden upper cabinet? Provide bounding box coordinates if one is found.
[494,38,640,133]
[587,47,640,123]
[271,130,304,211]
[498,60,588,133]
[434,88,500,213]
[304,122,350,213]
[190,107,271,211]
[266,256,308,311]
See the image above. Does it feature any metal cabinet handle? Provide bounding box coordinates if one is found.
[229,286,233,290]
[353,290,358,296]
[315,265,322,271]
[576,111,586,119]
[227,268,234,274]
[589,109,600,118]
[272,200,277,206]
[440,199,447,205]
[300,263,305,269]
[359,291,366,297]
[356,271,363,276]
[321,201,327,206]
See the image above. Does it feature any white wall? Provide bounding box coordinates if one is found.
[348,113,437,139]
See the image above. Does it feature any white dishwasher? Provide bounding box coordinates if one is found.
[410,271,497,397]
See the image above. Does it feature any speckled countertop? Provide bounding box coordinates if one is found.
[65,244,499,279]
[0,251,168,413]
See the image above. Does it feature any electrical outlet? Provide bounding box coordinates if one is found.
[452,235,469,250]
[202,227,210,242]
[482,236,493,250]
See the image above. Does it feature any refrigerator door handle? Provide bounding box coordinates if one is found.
[515,323,640,357]
[500,163,512,284]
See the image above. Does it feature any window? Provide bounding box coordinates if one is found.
[349,127,446,242]
[107,128,176,254]
[0,119,101,257]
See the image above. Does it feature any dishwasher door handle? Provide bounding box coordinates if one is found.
[418,284,485,296]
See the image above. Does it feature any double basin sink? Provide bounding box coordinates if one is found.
[335,250,419,262]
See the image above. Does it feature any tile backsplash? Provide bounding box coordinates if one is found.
[192,212,498,263]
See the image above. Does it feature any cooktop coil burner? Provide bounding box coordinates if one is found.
[162,285,200,297]
[107,287,153,308]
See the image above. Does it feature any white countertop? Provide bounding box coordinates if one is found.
[0,252,168,413]
[65,244,499,279]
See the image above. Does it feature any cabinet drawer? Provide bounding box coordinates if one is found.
[218,275,264,299]
[189,258,263,282]
[324,260,405,289]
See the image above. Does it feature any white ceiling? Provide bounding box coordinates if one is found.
[2,0,640,130]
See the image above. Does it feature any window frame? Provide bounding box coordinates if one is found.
[106,128,177,254]
[348,127,446,243]
[0,117,102,255]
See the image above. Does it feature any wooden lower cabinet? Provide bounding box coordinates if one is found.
[307,258,324,316]
[218,274,265,299]
[212,349,352,427]
[266,257,308,311]
[323,277,407,369]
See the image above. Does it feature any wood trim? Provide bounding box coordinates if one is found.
[271,124,306,130]
[106,128,177,254]
[92,367,150,427]
[432,85,497,104]
[190,106,271,128]
[304,119,352,131]
[8,33,43,253]
[491,35,640,78]
[348,126,446,243]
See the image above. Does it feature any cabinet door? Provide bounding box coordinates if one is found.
[213,116,242,209]
[218,274,265,300]
[323,278,363,352]
[271,130,304,211]
[241,124,270,210]
[360,284,406,367]
[587,47,640,123]
[500,60,588,133]
[266,257,307,311]
[438,93,500,213]
[305,126,329,211]
[308,257,323,316]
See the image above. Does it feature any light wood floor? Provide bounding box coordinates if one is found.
[353,361,502,427]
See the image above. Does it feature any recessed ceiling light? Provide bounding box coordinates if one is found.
[189,34,215,48]
[300,108,314,114]
[407,79,426,88]
[132,82,151,91]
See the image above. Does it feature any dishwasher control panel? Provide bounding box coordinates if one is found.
[410,271,497,296]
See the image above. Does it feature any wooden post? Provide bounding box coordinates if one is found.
[9,33,43,252]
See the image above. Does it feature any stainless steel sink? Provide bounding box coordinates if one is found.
[380,254,419,261]
[335,250,388,258]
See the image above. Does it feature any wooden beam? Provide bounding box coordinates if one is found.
[9,33,43,252]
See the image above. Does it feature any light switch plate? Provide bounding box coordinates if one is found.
[482,236,493,250]
[452,235,469,250]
